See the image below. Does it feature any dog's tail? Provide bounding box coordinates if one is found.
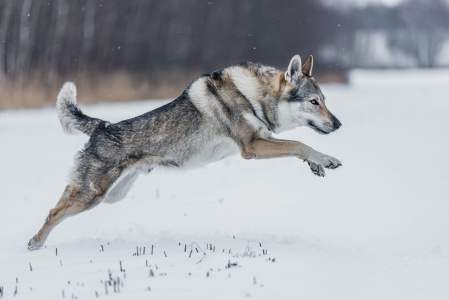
[56,81,105,136]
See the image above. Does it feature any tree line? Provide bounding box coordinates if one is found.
[0,0,448,108]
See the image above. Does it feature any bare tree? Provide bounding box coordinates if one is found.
[80,0,97,68]
[389,0,449,67]
[0,0,13,80]
[16,0,32,85]
[51,0,69,74]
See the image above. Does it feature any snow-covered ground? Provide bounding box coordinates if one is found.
[1,69,449,299]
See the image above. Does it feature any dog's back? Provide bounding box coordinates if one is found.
[58,63,281,173]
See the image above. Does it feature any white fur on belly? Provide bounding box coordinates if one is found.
[182,138,239,170]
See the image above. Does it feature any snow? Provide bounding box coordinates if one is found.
[1,69,449,299]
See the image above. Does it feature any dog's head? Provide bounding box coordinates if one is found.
[276,55,342,134]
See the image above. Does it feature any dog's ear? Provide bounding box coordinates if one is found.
[285,55,302,85]
[302,55,313,77]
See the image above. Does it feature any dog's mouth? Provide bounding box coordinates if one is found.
[307,121,331,135]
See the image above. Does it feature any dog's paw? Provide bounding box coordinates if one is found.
[304,153,342,177]
[308,161,325,177]
[310,153,342,170]
[28,236,42,251]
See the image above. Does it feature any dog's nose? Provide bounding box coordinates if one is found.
[333,118,342,129]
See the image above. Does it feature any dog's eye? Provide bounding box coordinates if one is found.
[310,99,319,105]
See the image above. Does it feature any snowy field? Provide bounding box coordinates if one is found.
[1,69,449,299]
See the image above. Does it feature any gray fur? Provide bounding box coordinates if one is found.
[28,55,343,250]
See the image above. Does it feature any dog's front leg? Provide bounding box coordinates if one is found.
[242,138,341,177]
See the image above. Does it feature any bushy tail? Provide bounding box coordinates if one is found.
[56,81,104,136]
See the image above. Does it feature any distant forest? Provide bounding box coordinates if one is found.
[1,0,448,109]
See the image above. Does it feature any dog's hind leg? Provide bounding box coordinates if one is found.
[27,186,106,250]
[102,169,140,204]
[27,158,139,250]
[28,155,153,250]
[55,185,72,206]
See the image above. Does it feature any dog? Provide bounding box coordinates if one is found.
[28,55,342,250]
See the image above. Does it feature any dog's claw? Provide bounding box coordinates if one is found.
[308,161,326,177]
[325,162,342,169]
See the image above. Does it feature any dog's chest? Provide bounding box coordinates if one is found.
[182,138,239,169]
